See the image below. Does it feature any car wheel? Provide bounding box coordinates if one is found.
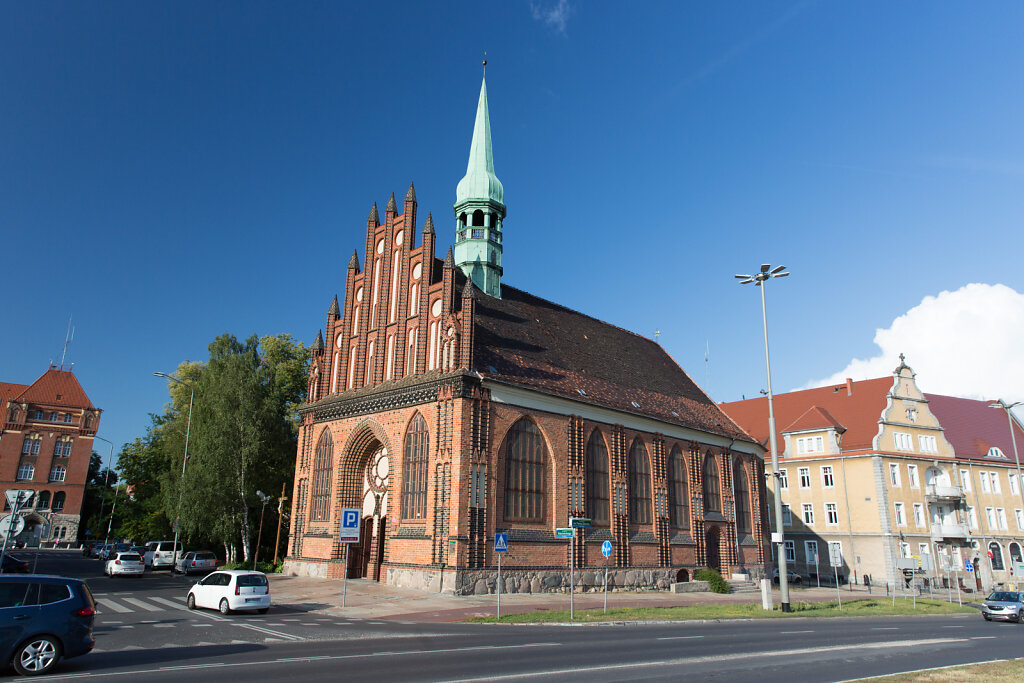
[257,607,269,615]
[219,598,231,615]
[187,594,196,610]
[12,635,62,676]
[984,614,992,621]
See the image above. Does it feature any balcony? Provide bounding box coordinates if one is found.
[930,523,970,541]
[925,484,964,501]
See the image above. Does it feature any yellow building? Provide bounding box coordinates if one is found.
[721,357,1024,592]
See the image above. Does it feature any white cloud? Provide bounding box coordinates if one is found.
[531,0,573,34]
[801,283,1024,406]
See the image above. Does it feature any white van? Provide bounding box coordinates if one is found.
[145,540,183,569]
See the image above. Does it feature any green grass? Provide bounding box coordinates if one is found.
[862,658,1024,681]
[468,598,977,624]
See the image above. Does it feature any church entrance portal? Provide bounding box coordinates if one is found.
[342,436,390,580]
[706,526,721,571]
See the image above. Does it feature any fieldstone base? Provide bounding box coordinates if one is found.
[386,567,458,593]
[283,558,331,578]
[453,568,679,595]
[671,580,711,593]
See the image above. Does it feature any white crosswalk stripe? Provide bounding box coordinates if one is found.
[148,596,187,609]
[96,598,133,613]
[122,597,163,612]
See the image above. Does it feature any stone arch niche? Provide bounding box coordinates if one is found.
[338,419,394,580]
[705,525,722,571]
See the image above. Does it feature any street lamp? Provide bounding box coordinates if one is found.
[736,263,792,612]
[93,436,115,545]
[989,400,1024,516]
[154,371,195,569]
[253,490,271,570]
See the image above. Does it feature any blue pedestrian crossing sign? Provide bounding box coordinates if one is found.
[965,558,973,572]
[494,533,508,553]
[601,540,613,557]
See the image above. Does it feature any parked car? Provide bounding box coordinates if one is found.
[981,591,1024,622]
[129,545,147,556]
[1,554,30,574]
[772,569,803,585]
[105,552,145,578]
[174,551,217,575]
[0,575,95,676]
[97,545,115,560]
[187,570,270,615]
[145,540,182,569]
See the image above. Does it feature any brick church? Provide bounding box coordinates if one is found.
[284,74,767,593]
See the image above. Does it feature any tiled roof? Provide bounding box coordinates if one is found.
[926,393,1024,465]
[720,377,893,450]
[471,284,755,443]
[784,405,846,434]
[0,381,29,406]
[11,368,96,410]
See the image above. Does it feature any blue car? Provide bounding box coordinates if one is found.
[0,575,95,676]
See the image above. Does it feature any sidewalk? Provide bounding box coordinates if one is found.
[267,575,922,623]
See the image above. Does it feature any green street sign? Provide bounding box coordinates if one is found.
[555,528,574,539]
[569,517,591,528]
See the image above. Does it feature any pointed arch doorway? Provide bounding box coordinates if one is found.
[705,525,722,572]
[339,424,392,581]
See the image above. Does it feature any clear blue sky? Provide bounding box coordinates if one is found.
[3,1,1023,461]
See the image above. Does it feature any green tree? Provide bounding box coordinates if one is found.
[78,451,118,540]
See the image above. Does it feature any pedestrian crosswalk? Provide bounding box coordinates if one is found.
[95,595,186,614]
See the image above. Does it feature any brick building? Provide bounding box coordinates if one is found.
[284,75,766,593]
[1,366,101,545]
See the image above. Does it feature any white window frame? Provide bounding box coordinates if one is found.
[967,506,978,529]
[980,471,991,493]
[918,435,937,453]
[804,540,819,565]
[797,435,824,455]
[889,463,901,487]
[960,469,971,492]
[913,502,925,527]
[899,541,911,558]
[1011,474,1020,496]
[893,432,914,451]
[991,472,1002,494]
[778,468,788,490]
[16,464,34,481]
[782,504,792,526]
[784,540,796,562]
[986,507,997,530]
[821,465,834,489]
[1015,509,1024,530]
[907,464,919,489]
[825,502,839,526]
[894,502,906,527]
[802,503,814,525]
[918,542,930,557]
[997,508,1008,530]
[798,467,811,489]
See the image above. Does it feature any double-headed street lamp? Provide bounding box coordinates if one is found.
[154,371,194,569]
[736,263,792,612]
[989,400,1024,514]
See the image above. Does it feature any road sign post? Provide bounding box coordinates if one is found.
[339,508,361,608]
[1,490,31,573]
[829,544,843,610]
[494,533,508,619]
[601,540,612,614]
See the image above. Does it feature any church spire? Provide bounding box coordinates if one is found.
[453,68,506,299]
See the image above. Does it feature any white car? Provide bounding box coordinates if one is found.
[187,570,271,615]
[174,551,218,575]
[145,540,183,569]
[105,551,145,577]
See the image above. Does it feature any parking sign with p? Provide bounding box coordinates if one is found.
[339,508,361,544]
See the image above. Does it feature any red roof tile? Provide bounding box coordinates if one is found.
[720,377,893,451]
[925,393,1024,465]
[11,368,96,410]
[784,405,846,434]
[0,381,29,405]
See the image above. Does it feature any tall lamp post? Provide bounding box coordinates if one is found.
[736,263,792,612]
[253,490,271,570]
[93,436,115,544]
[990,400,1024,524]
[154,371,195,569]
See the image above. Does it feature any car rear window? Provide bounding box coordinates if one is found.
[237,574,268,587]
[196,552,216,560]
[119,553,142,562]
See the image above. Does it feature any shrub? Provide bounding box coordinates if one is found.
[694,568,731,594]
[222,559,283,574]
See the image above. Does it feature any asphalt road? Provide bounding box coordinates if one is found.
[11,551,1020,682]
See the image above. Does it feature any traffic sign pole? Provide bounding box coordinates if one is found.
[601,540,612,614]
[494,532,508,619]
[343,544,349,608]
[569,528,575,621]
[338,508,362,609]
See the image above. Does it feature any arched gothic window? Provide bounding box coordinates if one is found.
[52,492,66,511]
[310,431,333,522]
[585,430,609,525]
[38,491,51,509]
[402,414,429,519]
[629,439,652,524]
[504,419,546,522]
[990,542,1005,571]
[668,446,689,528]
[703,453,721,512]
[734,458,751,533]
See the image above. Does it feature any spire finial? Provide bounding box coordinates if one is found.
[482,50,487,76]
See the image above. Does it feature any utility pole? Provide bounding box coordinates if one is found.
[273,483,288,566]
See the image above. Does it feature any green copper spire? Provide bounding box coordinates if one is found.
[454,71,506,299]
[456,76,503,205]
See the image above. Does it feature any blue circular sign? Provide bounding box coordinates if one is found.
[601,540,612,557]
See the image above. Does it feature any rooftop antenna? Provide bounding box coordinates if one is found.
[654,330,661,342]
[705,339,710,388]
[60,315,75,369]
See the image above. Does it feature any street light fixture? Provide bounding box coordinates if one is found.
[989,400,1024,515]
[154,371,195,569]
[736,263,792,612]
[254,490,271,570]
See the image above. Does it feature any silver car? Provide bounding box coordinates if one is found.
[174,551,218,575]
[981,591,1024,622]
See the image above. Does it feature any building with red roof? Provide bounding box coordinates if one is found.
[721,357,1024,592]
[1,366,102,545]
[283,75,767,592]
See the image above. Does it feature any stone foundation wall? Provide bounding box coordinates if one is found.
[386,566,459,593]
[454,567,679,595]
[282,558,331,579]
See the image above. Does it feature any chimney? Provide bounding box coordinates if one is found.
[846,378,853,396]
